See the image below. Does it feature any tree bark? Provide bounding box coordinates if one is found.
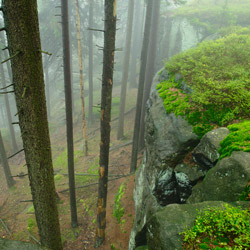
[117,0,134,140]
[75,0,88,156]
[44,65,50,120]
[138,0,161,150]
[94,0,117,247]
[130,0,153,173]
[0,130,15,188]
[61,0,78,228]
[129,0,143,89]
[88,0,94,124]
[2,0,63,249]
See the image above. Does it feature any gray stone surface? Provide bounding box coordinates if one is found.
[146,201,250,250]
[192,127,230,169]
[175,163,205,184]
[0,239,48,250]
[188,151,250,203]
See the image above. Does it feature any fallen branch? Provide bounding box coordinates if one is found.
[20,200,33,203]
[0,217,11,236]
[26,230,41,245]
[59,174,133,193]
[7,148,24,159]
[110,140,132,152]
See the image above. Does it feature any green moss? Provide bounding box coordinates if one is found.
[218,120,250,159]
[158,29,250,137]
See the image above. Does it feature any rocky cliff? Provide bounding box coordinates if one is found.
[129,70,250,250]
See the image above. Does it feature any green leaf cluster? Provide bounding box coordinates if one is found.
[182,204,250,249]
[157,29,250,138]
[112,182,126,224]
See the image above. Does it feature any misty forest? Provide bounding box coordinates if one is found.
[0,0,250,249]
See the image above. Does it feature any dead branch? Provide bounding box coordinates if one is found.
[7,148,24,159]
[59,174,133,193]
[0,217,11,236]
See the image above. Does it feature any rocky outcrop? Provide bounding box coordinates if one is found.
[188,151,250,203]
[0,239,47,250]
[192,127,230,170]
[129,69,250,250]
[147,201,249,250]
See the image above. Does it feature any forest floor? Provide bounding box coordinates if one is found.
[0,87,141,250]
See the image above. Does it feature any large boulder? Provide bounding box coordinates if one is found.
[192,127,230,170]
[146,201,250,250]
[0,239,48,250]
[188,151,250,203]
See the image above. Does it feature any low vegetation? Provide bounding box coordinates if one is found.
[157,28,250,137]
[181,204,250,250]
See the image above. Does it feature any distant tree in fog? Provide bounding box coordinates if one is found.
[117,0,135,140]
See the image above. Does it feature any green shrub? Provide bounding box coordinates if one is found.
[157,30,250,137]
[113,182,126,224]
[181,204,250,250]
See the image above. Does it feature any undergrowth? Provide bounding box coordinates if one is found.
[181,204,250,250]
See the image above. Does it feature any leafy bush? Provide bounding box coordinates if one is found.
[113,182,126,224]
[181,204,250,250]
[157,30,250,137]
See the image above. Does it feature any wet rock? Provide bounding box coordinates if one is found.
[188,151,250,203]
[192,127,230,170]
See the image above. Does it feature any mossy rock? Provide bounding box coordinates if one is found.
[0,239,49,250]
[157,27,250,139]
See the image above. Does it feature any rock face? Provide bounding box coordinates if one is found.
[188,151,250,203]
[0,239,47,250]
[129,69,250,250]
[147,201,249,250]
[192,128,230,170]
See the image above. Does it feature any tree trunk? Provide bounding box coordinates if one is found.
[130,0,153,173]
[94,0,117,247]
[2,0,63,249]
[138,0,161,150]
[0,130,15,188]
[117,0,134,140]
[44,66,51,120]
[75,0,88,156]
[88,0,94,124]
[61,0,78,228]
[129,0,143,89]
[0,41,18,153]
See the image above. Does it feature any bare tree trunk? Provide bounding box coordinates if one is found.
[0,130,15,188]
[130,0,153,173]
[61,0,78,228]
[138,0,161,150]
[88,0,94,124]
[129,0,143,89]
[44,66,51,120]
[94,0,117,247]
[75,0,88,156]
[2,0,63,249]
[117,0,134,140]
[0,39,18,153]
